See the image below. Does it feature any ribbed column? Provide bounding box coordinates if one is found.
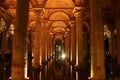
[41,22,47,80]
[44,22,49,80]
[69,21,76,80]
[33,8,44,80]
[90,0,105,80]
[11,0,29,80]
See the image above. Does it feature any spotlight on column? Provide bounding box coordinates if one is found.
[61,54,66,59]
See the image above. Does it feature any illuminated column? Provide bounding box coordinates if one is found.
[11,0,29,80]
[33,8,44,80]
[47,33,53,79]
[90,0,105,80]
[47,34,50,79]
[74,7,86,80]
[65,30,70,58]
[41,22,48,80]
[44,22,49,80]
[74,7,84,66]
[69,21,76,80]
[69,21,76,64]
[64,31,70,79]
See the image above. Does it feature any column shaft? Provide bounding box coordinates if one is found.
[41,26,47,80]
[70,21,76,80]
[90,0,105,79]
[114,0,120,66]
[33,9,43,80]
[11,0,29,80]
[65,33,70,80]
[116,17,120,65]
[110,29,116,56]
[74,7,87,80]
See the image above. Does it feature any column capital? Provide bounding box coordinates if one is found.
[73,7,84,18]
[33,8,45,19]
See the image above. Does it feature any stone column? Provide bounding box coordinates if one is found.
[116,15,120,66]
[45,28,50,80]
[74,7,86,80]
[44,22,49,80]
[33,8,44,80]
[0,19,11,80]
[90,0,105,80]
[64,31,70,80]
[83,32,88,57]
[11,0,29,80]
[69,21,76,80]
[47,34,53,80]
[41,22,47,80]
[114,0,120,68]
[110,28,116,56]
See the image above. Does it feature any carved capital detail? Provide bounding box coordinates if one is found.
[73,7,84,18]
[33,8,45,19]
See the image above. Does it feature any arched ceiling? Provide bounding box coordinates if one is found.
[0,0,115,41]
[51,21,67,28]
[0,0,114,22]
[49,12,70,20]
[45,0,74,8]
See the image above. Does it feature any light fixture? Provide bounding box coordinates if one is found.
[61,53,66,59]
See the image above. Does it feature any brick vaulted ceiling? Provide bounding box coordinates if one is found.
[0,0,117,40]
[0,0,115,20]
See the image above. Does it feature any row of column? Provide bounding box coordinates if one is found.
[10,0,120,80]
[70,0,105,80]
[11,0,29,80]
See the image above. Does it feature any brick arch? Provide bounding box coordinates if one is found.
[45,0,74,8]
[49,11,70,20]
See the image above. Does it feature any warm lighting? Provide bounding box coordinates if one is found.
[88,77,91,80]
[10,24,14,35]
[76,72,78,80]
[32,52,34,66]
[40,54,42,65]
[61,53,66,59]
[25,77,30,80]
[91,66,93,78]
[9,77,12,79]
[24,52,28,79]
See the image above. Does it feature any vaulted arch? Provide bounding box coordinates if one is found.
[49,12,70,20]
[45,0,74,8]
[51,21,67,28]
